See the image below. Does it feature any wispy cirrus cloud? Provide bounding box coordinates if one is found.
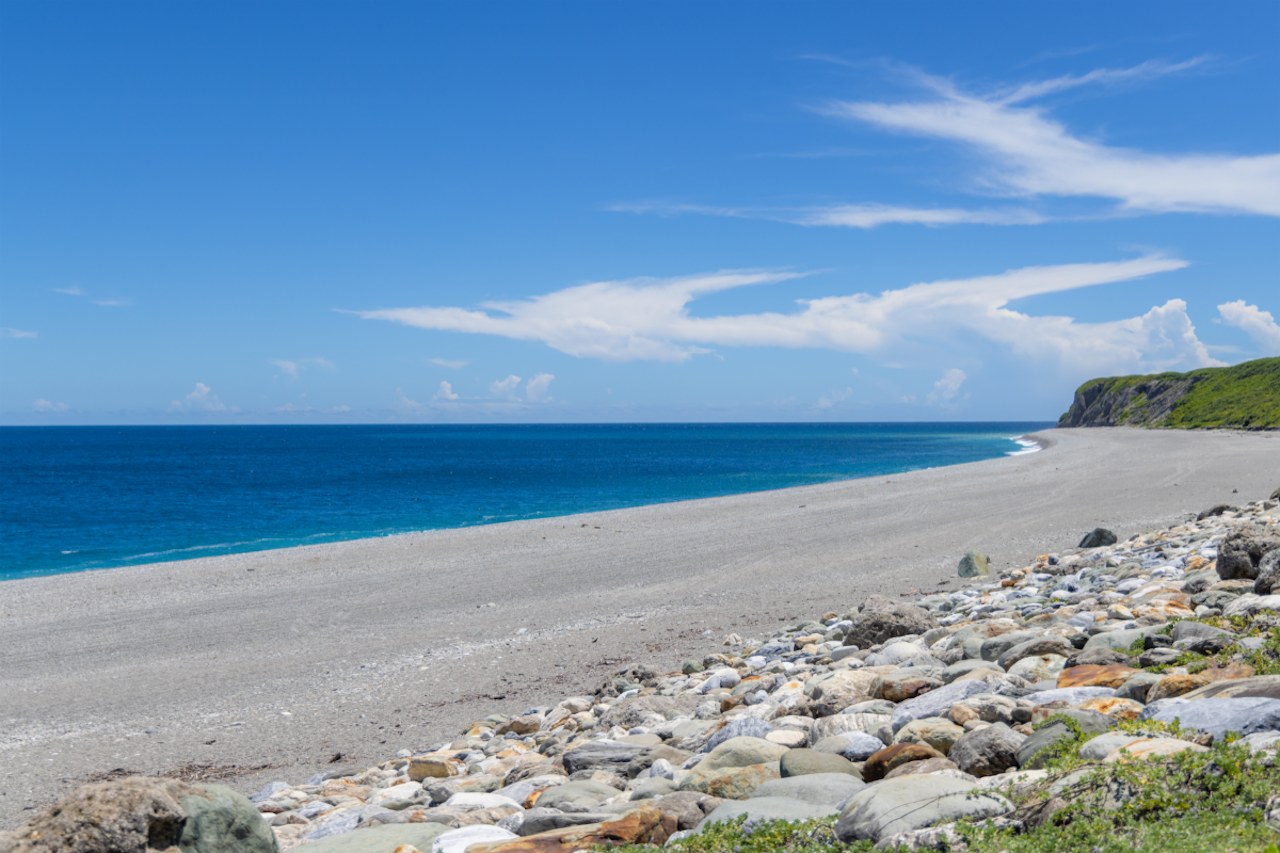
[353,256,1220,375]
[618,58,1277,228]
[1217,300,1280,353]
[826,61,1280,216]
[1,327,38,339]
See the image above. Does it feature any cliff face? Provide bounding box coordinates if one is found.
[1058,357,1280,429]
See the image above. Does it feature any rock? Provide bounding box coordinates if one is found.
[844,595,938,649]
[1023,686,1117,706]
[409,755,462,781]
[1197,504,1237,520]
[1216,527,1280,580]
[1017,712,1111,769]
[1256,549,1280,594]
[811,731,886,761]
[698,717,771,753]
[948,723,1026,777]
[1057,664,1141,689]
[996,637,1075,671]
[598,695,698,730]
[534,780,620,810]
[834,775,1012,843]
[462,807,675,851]
[1,777,278,853]
[862,743,945,782]
[1139,697,1280,738]
[297,823,451,853]
[1223,593,1280,617]
[890,675,1003,733]
[696,736,787,770]
[1180,674,1280,700]
[650,792,723,831]
[1102,737,1208,762]
[894,718,965,756]
[677,762,779,799]
[872,670,944,703]
[698,796,836,828]
[433,824,518,853]
[1079,528,1118,549]
[779,748,860,778]
[958,552,990,577]
[749,773,865,807]
[561,741,646,775]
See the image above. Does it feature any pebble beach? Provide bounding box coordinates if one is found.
[2,427,1279,849]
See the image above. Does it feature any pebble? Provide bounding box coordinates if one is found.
[246,492,1280,850]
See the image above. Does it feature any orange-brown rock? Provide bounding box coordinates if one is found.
[1057,664,1141,689]
[465,806,676,852]
[862,743,945,782]
[1146,673,1212,702]
[1077,697,1145,720]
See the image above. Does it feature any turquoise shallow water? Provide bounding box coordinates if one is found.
[0,422,1050,580]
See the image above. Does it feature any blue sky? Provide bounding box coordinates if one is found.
[2,1,1278,424]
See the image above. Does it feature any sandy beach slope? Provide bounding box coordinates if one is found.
[0,427,1276,826]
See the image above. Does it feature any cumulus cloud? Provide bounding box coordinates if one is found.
[354,256,1219,374]
[430,358,469,369]
[1,327,37,339]
[926,368,967,404]
[172,382,233,412]
[434,380,460,401]
[525,373,555,402]
[33,399,68,412]
[1217,300,1280,353]
[395,388,425,412]
[490,375,522,398]
[827,63,1280,217]
[816,387,854,409]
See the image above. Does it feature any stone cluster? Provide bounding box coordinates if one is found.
[6,491,1279,853]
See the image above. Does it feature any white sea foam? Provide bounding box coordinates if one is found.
[1005,435,1043,456]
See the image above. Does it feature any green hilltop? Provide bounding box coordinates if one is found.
[1058,357,1280,429]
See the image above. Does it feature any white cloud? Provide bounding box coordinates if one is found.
[172,382,232,412]
[355,256,1218,374]
[33,399,68,412]
[490,374,522,398]
[816,387,853,409]
[612,201,1045,229]
[92,297,132,307]
[434,380,460,401]
[273,357,335,378]
[994,57,1209,104]
[827,63,1280,216]
[52,286,84,296]
[1217,300,1280,353]
[395,388,425,412]
[1,327,37,339]
[525,372,555,402]
[430,358,469,369]
[926,368,967,404]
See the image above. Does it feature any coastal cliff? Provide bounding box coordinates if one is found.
[1058,357,1280,429]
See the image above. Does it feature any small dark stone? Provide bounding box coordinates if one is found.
[1078,528,1117,549]
[1197,504,1237,521]
[1143,634,1173,650]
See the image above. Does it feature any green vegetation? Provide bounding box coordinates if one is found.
[1059,356,1280,429]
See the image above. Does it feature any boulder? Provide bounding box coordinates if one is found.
[862,743,944,782]
[834,775,1011,843]
[534,780,621,810]
[1139,697,1280,738]
[749,773,865,807]
[843,595,938,649]
[1079,528,1117,549]
[958,551,990,577]
[561,741,646,775]
[1216,527,1280,580]
[779,748,860,778]
[649,792,722,831]
[1,777,277,853]
[698,796,836,829]
[1254,549,1280,595]
[948,723,1026,777]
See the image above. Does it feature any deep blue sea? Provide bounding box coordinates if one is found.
[0,423,1050,581]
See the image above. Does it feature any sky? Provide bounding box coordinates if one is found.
[2,1,1278,424]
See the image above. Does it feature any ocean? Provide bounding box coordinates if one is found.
[0,422,1050,581]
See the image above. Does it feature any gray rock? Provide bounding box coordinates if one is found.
[514,808,615,836]
[835,775,1012,843]
[1255,549,1280,595]
[1223,593,1280,618]
[844,595,938,649]
[432,824,518,853]
[1216,527,1280,580]
[996,637,1075,670]
[699,795,836,829]
[561,740,647,774]
[700,717,772,753]
[1116,671,1162,703]
[979,630,1042,662]
[1079,528,1117,548]
[1016,711,1111,769]
[295,822,451,852]
[750,773,866,807]
[779,748,860,778]
[812,732,887,761]
[1023,686,1117,706]
[1139,697,1280,738]
[948,723,1026,777]
[890,675,1004,732]
[535,779,622,809]
[958,552,990,578]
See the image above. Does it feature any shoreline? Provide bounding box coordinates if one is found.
[4,424,1048,584]
[1,426,1276,827]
